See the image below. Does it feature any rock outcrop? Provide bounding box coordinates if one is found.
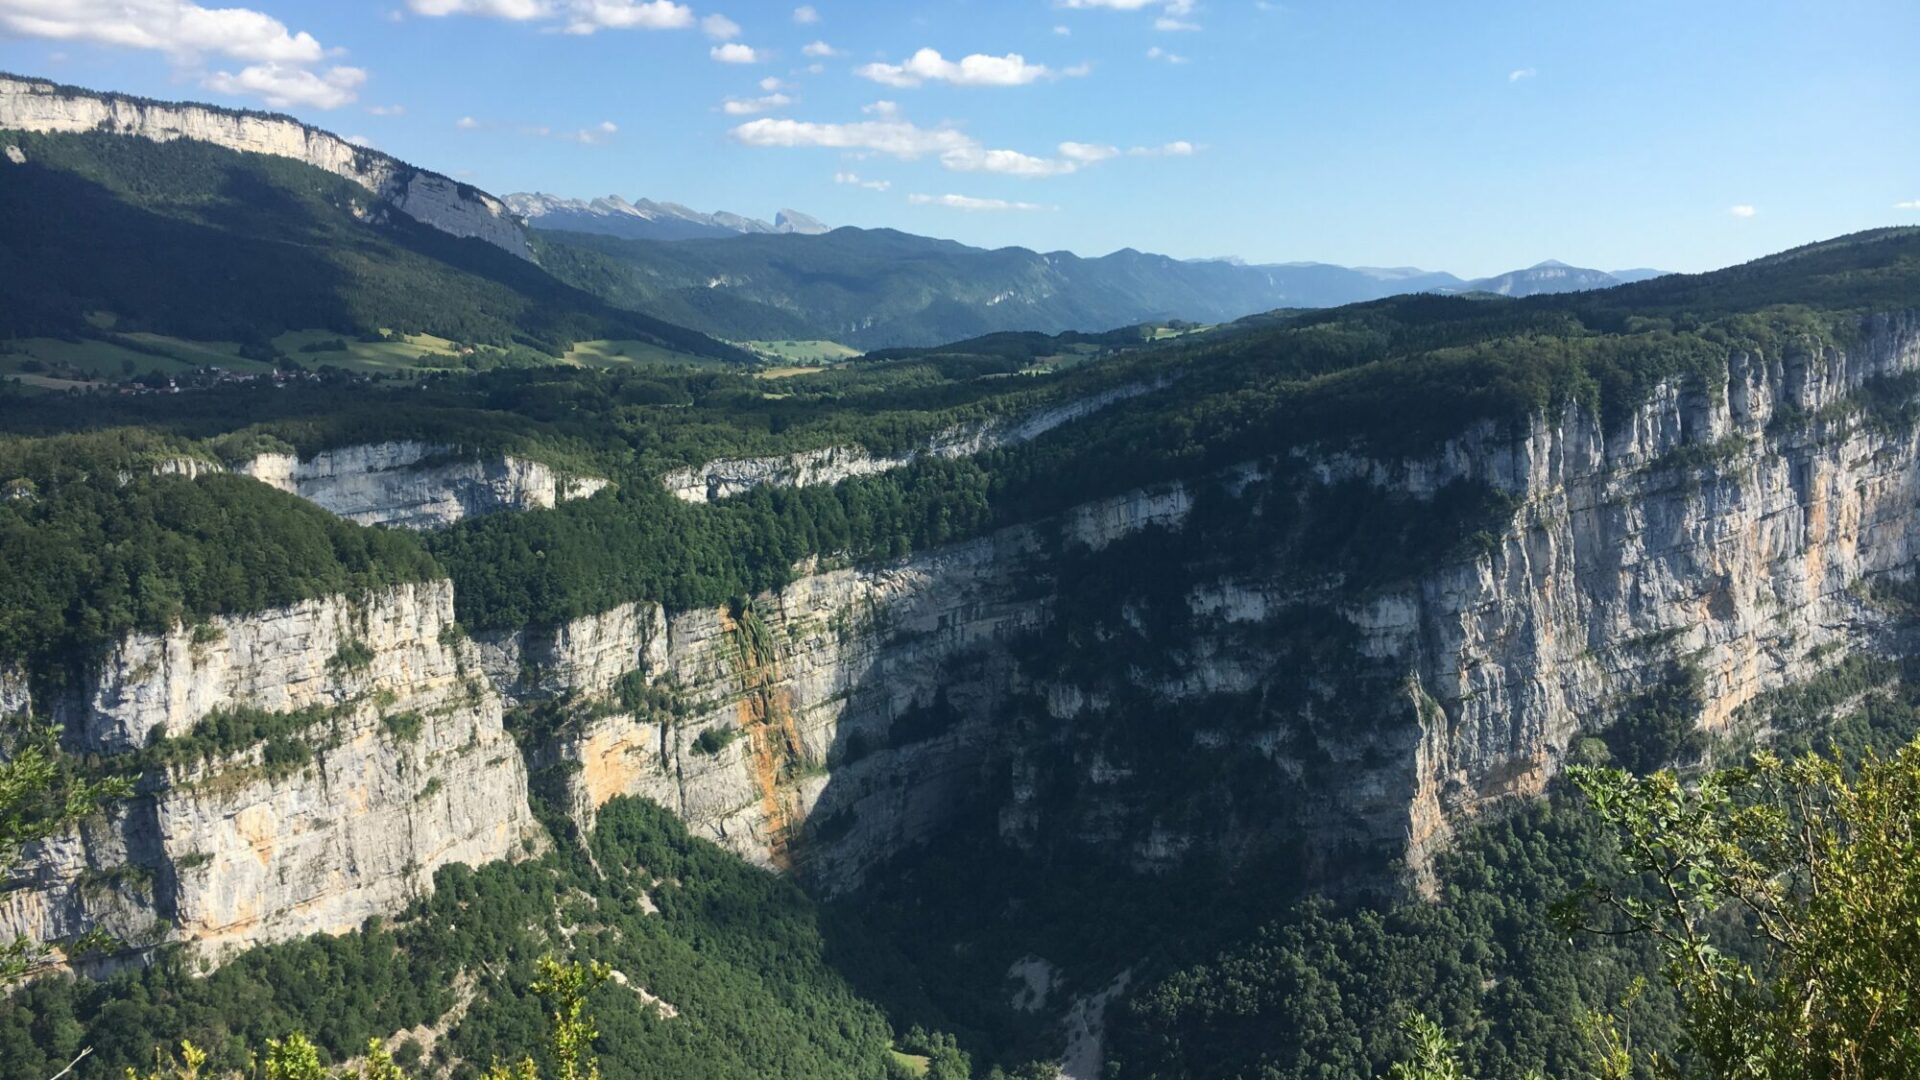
[663,381,1164,503]
[0,76,529,258]
[237,441,608,529]
[1,582,540,968]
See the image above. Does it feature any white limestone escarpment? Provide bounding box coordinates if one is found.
[236,441,608,529]
[477,531,1049,895]
[0,76,529,259]
[1,582,540,968]
[9,313,1920,968]
[662,380,1164,503]
[1141,312,1920,882]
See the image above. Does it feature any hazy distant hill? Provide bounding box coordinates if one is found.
[533,224,1669,348]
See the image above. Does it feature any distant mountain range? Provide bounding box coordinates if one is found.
[505,192,831,241]
[528,220,1674,348]
[1187,257,1671,301]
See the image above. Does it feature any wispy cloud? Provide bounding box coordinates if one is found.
[1060,0,1199,30]
[365,103,406,116]
[802,39,838,56]
[453,115,617,143]
[1508,67,1536,82]
[1729,204,1757,218]
[856,48,1083,88]
[407,0,696,35]
[732,114,1078,177]
[792,4,818,23]
[908,193,1053,212]
[722,92,792,115]
[701,13,739,39]
[1896,199,1920,210]
[835,171,890,191]
[1146,45,1187,64]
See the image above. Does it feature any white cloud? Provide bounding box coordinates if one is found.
[856,48,1079,88]
[0,0,387,107]
[835,171,890,191]
[409,0,546,17]
[801,39,838,56]
[908,193,1051,212]
[366,103,406,116]
[562,120,618,144]
[1130,139,1194,155]
[456,115,481,129]
[722,92,792,115]
[792,4,818,23]
[732,116,977,158]
[701,13,739,39]
[1895,199,1920,210]
[759,75,785,91]
[0,0,332,62]
[1058,0,1156,9]
[1508,67,1536,82]
[734,109,1089,178]
[1155,17,1199,30]
[1729,204,1757,218]
[711,42,758,62]
[1058,141,1119,163]
[942,145,1077,177]
[1146,45,1187,63]
[412,0,697,32]
[346,134,376,147]
[205,63,366,109]
[1053,25,1071,34]
[563,0,692,32]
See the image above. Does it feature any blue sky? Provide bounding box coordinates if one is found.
[3,0,1917,276]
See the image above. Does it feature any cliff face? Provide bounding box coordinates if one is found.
[237,442,609,529]
[619,313,1920,891]
[662,381,1163,504]
[9,316,1920,964]
[3,582,539,968]
[0,76,529,259]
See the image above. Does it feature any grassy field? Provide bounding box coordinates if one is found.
[271,329,466,375]
[0,335,274,383]
[886,1049,932,1077]
[562,338,727,369]
[739,339,863,364]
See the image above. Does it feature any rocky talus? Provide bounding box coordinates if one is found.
[0,76,529,258]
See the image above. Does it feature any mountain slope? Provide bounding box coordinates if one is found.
[0,128,744,360]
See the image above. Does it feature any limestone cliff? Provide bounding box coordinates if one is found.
[9,314,1920,965]
[1,582,540,968]
[0,76,529,258]
[663,381,1163,503]
[542,312,1920,894]
[236,441,608,529]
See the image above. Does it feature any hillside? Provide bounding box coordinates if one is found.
[0,103,744,364]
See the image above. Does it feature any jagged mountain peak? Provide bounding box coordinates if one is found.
[507,190,828,241]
